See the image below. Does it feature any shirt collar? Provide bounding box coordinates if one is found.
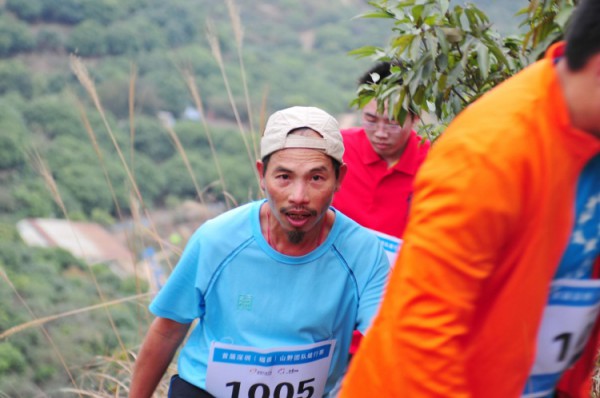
[359,129,429,175]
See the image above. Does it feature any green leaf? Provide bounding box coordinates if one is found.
[424,34,438,61]
[486,41,509,67]
[437,72,448,92]
[398,0,417,7]
[471,7,490,25]
[436,53,448,71]
[555,6,574,28]
[413,84,426,105]
[347,45,381,58]
[422,56,434,80]
[439,0,449,16]
[446,63,463,86]
[412,4,424,25]
[353,10,395,19]
[477,43,490,80]
[408,36,421,61]
[392,34,416,55]
[423,14,438,26]
[396,106,409,125]
[434,27,449,53]
[408,72,420,95]
[464,8,478,33]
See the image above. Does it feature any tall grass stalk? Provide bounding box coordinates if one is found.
[225,0,260,161]
[179,67,230,208]
[205,18,261,190]
[0,293,151,340]
[77,100,127,224]
[129,63,138,178]
[70,56,146,214]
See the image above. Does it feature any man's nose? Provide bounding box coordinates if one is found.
[289,181,309,203]
[374,123,388,136]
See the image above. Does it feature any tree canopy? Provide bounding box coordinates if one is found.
[350,0,576,140]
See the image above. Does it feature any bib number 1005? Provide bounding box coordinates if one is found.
[225,378,315,398]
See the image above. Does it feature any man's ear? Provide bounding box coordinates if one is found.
[256,160,266,191]
[335,163,348,192]
[591,53,600,82]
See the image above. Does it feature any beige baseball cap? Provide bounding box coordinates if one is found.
[260,106,344,163]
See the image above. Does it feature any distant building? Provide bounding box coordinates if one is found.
[16,218,136,278]
[182,105,201,121]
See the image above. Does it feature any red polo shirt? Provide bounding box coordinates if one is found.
[332,127,430,239]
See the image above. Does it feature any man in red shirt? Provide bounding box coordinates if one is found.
[332,62,430,242]
[332,63,430,361]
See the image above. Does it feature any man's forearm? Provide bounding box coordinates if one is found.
[129,318,190,397]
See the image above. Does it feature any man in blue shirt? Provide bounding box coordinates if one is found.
[129,106,389,398]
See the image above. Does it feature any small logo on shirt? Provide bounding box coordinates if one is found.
[237,294,253,311]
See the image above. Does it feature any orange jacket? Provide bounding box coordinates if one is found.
[340,43,600,398]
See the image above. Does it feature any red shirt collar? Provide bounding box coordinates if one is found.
[358,128,429,175]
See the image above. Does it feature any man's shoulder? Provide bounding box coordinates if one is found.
[408,130,431,155]
[333,211,383,249]
[341,127,365,141]
[200,201,256,234]
[331,213,389,274]
[340,127,371,160]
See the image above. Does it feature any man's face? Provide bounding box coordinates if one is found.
[362,99,416,164]
[257,142,345,239]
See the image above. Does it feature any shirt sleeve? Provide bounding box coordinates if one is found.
[355,241,390,335]
[149,229,206,323]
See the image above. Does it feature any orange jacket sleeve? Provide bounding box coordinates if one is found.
[340,128,522,397]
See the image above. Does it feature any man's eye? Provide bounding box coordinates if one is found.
[312,175,324,181]
[277,174,289,180]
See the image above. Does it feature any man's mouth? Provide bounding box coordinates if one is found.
[282,208,315,228]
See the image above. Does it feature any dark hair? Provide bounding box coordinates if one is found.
[565,0,600,71]
[261,154,342,180]
[358,61,418,117]
[358,62,394,85]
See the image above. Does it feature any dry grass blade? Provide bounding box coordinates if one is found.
[225,0,260,161]
[76,98,127,225]
[180,68,229,207]
[129,62,138,175]
[70,55,144,207]
[55,389,105,398]
[29,148,66,214]
[82,371,130,393]
[205,17,260,190]
[162,120,214,206]
[72,353,172,397]
[0,293,151,340]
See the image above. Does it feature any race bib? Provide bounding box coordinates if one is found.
[206,340,336,398]
[522,279,600,397]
